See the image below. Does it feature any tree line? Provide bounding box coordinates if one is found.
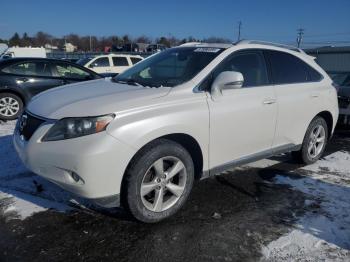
[0,32,232,51]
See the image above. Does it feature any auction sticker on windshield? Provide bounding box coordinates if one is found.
[194,47,221,53]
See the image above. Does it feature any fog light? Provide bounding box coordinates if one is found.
[71,172,81,182]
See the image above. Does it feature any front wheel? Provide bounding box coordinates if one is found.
[292,116,328,164]
[121,139,194,223]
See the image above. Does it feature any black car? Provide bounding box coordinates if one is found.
[0,58,101,120]
[329,72,350,126]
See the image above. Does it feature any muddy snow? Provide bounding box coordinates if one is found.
[0,120,349,261]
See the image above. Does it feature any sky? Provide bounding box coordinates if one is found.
[1,0,350,46]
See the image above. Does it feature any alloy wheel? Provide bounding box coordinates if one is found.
[140,156,187,212]
[0,97,20,117]
[307,124,326,159]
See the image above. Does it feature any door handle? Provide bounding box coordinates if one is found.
[263,98,276,105]
[311,93,319,98]
[16,77,29,83]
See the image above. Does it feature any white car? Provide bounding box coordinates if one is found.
[14,41,338,223]
[77,54,143,75]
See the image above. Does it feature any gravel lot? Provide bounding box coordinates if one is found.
[0,120,349,262]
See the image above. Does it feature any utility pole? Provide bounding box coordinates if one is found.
[237,21,242,41]
[89,35,92,52]
[297,28,304,48]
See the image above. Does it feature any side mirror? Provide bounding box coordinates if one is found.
[89,63,95,68]
[211,71,244,96]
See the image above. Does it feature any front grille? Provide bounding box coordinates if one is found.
[19,112,46,141]
[338,96,350,109]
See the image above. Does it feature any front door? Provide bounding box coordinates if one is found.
[207,50,277,170]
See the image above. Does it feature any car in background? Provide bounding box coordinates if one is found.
[329,72,350,126]
[77,54,143,76]
[0,58,101,120]
[146,44,167,53]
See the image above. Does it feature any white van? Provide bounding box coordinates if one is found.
[78,54,143,76]
[0,47,46,59]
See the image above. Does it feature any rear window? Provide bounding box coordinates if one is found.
[1,62,52,77]
[112,57,129,66]
[265,50,322,84]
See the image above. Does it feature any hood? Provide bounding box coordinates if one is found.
[27,78,171,119]
[337,86,350,98]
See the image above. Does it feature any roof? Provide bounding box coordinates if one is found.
[179,40,305,54]
[179,42,233,49]
[0,57,74,64]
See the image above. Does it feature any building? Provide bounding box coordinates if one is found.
[64,43,77,53]
[305,46,350,73]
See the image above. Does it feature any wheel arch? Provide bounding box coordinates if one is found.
[0,88,26,105]
[315,111,333,139]
[120,133,205,199]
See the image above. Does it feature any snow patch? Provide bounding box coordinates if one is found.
[262,150,350,261]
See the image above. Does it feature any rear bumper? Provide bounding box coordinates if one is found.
[13,122,136,205]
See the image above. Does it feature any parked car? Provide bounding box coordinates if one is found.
[77,54,143,76]
[0,58,101,120]
[329,72,350,126]
[146,44,167,53]
[14,41,338,223]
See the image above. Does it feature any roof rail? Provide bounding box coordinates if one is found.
[179,42,203,47]
[235,40,305,53]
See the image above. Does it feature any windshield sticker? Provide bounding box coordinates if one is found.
[194,47,221,53]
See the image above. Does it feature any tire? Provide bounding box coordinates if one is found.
[0,93,23,121]
[121,139,195,223]
[292,116,328,165]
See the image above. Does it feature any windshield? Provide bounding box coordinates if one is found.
[114,47,224,87]
[76,57,93,66]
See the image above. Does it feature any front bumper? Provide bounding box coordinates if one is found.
[13,122,136,206]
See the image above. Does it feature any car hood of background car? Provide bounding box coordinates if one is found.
[27,78,171,119]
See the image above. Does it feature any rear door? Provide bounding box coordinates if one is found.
[111,56,130,74]
[1,60,62,98]
[264,50,325,148]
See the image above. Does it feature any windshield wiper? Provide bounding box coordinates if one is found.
[113,78,157,88]
[112,78,144,87]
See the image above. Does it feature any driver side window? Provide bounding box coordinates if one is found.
[213,51,269,88]
[54,63,91,80]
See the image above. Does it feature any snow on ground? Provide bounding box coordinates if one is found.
[0,120,350,261]
[0,120,74,220]
[257,151,350,261]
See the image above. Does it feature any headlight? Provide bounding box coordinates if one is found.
[42,114,115,142]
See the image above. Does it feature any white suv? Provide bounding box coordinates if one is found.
[14,41,338,222]
[77,54,143,76]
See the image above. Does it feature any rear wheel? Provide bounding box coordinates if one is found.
[122,139,194,223]
[0,93,23,120]
[292,116,328,164]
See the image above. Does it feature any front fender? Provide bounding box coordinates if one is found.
[106,94,210,171]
